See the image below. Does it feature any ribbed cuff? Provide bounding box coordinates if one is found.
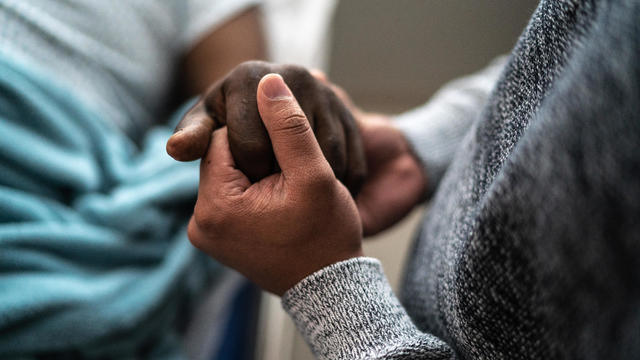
[282,257,451,359]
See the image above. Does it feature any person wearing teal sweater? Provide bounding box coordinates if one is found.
[0,1,264,358]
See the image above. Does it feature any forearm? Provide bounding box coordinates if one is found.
[180,5,266,99]
[283,258,453,359]
[394,56,507,192]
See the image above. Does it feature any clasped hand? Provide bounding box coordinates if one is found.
[166,62,428,295]
[167,61,366,194]
[184,74,363,295]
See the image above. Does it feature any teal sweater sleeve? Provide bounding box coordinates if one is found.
[0,54,216,359]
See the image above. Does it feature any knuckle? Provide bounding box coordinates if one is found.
[193,202,226,234]
[274,111,310,136]
[323,135,342,157]
[305,166,336,193]
[235,60,270,74]
[229,61,271,85]
[231,137,272,157]
[283,64,307,76]
[282,65,314,83]
[187,220,203,249]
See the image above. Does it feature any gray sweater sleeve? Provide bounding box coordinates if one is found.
[394,57,507,192]
[282,257,453,359]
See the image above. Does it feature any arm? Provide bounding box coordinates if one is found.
[0,53,210,357]
[187,74,454,359]
[278,60,508,356]
[394,56,507,191]
[283,258,453,359]
[314,57,506,236]
[179,5,266,98]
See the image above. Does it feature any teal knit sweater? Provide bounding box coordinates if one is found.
[0,55,215,359]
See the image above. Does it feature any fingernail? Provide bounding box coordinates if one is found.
[261,74,292,100]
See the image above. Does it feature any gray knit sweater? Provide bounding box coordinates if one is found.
[282,0,640,359]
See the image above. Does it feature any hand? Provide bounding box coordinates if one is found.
[356,115,428,236]
[187,74,363,295]
[312,73,428,236]
[166,61,366,195]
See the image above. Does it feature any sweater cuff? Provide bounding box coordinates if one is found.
[282,257,451,359]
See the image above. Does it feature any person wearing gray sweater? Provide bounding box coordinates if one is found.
[185,0,640,358]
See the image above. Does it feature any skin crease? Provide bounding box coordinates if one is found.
[166,61,367,195]
[188,74,363,295]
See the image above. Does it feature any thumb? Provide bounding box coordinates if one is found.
[257,74,329,174]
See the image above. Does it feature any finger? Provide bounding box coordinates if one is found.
[200,127,250,194]
[224,73,275,182]
[256,74,330,175]
[356,200,377,237]
[314,104,347,181]
[331,93,367,195]
[309,69,328,83]
[166,82,225,161]
[356,181,389,237]
[326,82,362,127]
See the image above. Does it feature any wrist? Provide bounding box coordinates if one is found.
[390,122,429,201]
[279,242,364,296]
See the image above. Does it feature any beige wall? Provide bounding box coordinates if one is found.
[329,0,538,113]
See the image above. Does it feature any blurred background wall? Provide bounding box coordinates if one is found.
[330,0,539,114]
[257,1,538,359]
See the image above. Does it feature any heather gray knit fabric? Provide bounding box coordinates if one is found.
[282,0,640,359]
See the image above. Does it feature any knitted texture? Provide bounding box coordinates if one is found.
[283,0,640,358]
[0,0,259,137]
[283,258,451,359]
[0,55,213,359]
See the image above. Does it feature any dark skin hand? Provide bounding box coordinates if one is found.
[188,74,363,295]
[166,61,367,194]
[312,73,429,236]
